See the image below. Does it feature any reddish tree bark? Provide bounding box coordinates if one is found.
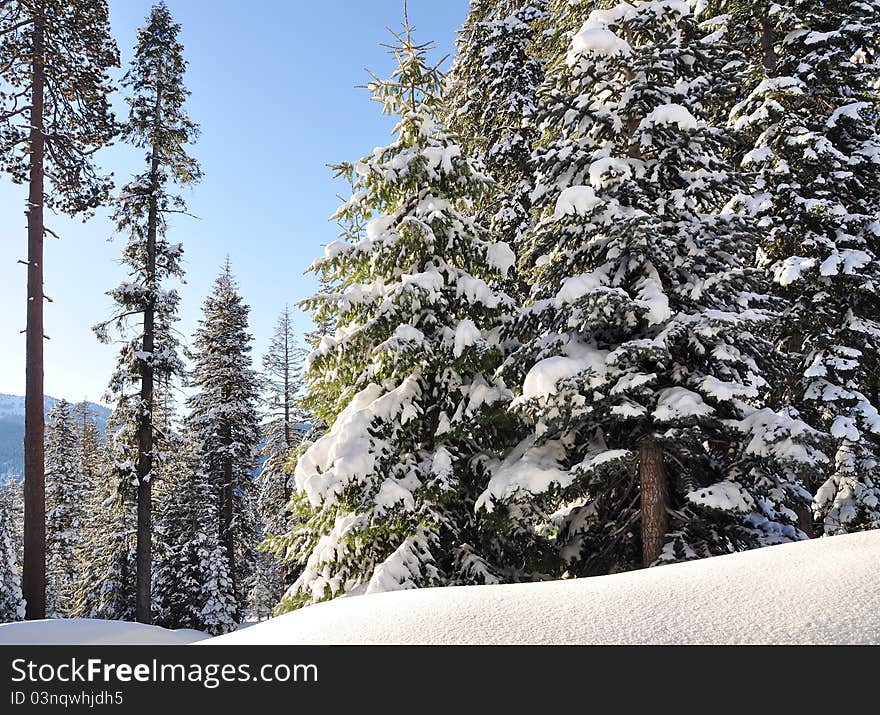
[640,439,669,567]
[23,13,46,622]
[759,16,777,73]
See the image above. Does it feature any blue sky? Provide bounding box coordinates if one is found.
[0,0,469,403]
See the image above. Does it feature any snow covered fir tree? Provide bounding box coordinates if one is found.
[186,263,261,623]
[701,0,880,536]
[446,0,546,260]
[152,421,239,635]
[271,18,521,612]
[92,1,199,623]
[253,307,310,609]
[0,480,25,622]
[71,408,138,621]
[488,0,825,575]
[44,400,86,617]
[2,0,880,641]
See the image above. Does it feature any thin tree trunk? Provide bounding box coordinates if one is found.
[620,32,643,160]
[759,16,776,74]
[282,309,290,502]
[135,84,163,625]
[222,453,236,598]
[23,13,46,622]
[640,439,669,567]
[795,502,814,538]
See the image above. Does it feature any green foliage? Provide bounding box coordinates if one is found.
[273,17,521,613]
[187,265,261,618]
[0,0,119,214]
[45,400,86,618]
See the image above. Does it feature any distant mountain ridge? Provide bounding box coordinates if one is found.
[0,394,110,480]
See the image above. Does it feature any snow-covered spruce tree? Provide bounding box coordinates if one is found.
[186,263,261,618]
[251,307,309,612]
[272,21,520,613]
[73,401,102,488]
[153,427,238,635]
[446,0,546,258]
[538,0,602,67]
[697,1,880,536]
[93,2,199,623]
[71,408,137,621]
[248,546,281,621]
[299,208,360,432]
[0,480,25,622]
[258,306,309,537]
[44,399,86,617]
[151,382,190,626]
[487,0,825,575]
[80,314,177,620]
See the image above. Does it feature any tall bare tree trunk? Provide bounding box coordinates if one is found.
[282,310,290,502]
[640,439,669,567]
[135,86,163,624]
[759,16,777,74]
[23,15,46,622]
[222,452,236,598]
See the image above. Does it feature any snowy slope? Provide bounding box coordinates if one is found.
[0,619,208,645]
[208,531,880,645]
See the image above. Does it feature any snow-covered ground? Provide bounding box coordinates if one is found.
[0,619,208,645]
[1,532,877,645]
[209,531,880,645]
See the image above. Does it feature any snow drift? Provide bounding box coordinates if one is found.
[0,619,208,645]
[208,531,880,645]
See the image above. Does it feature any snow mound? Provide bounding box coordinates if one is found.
[0,618,209,645]
[568,26,632,64]
[639,103,700,131]
[653,386,713,422]
[206,532,880,645]
[486,241,516,278]
[554,185,603,219]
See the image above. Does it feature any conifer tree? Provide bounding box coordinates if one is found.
[150,383,239,635]
[93,2,199,624]
[447,0,546,256]
[304,276,337,354]
[187,263,261,618]
[253,308,309,609]
[44,399,85,617]
[539,0,600,66]
[71,401,103,591]
[73,402,102,487]
[259,306,309,534]
[491,0,824,575]
[0,480,25,622]
[153,432,238,635]
[0,0,118,620]
[71,411,137,621]
[272,18,519,613]
[82,322,168,620]
[699,1,880,535]
[299,206,362,443]
[248,543,283,621]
